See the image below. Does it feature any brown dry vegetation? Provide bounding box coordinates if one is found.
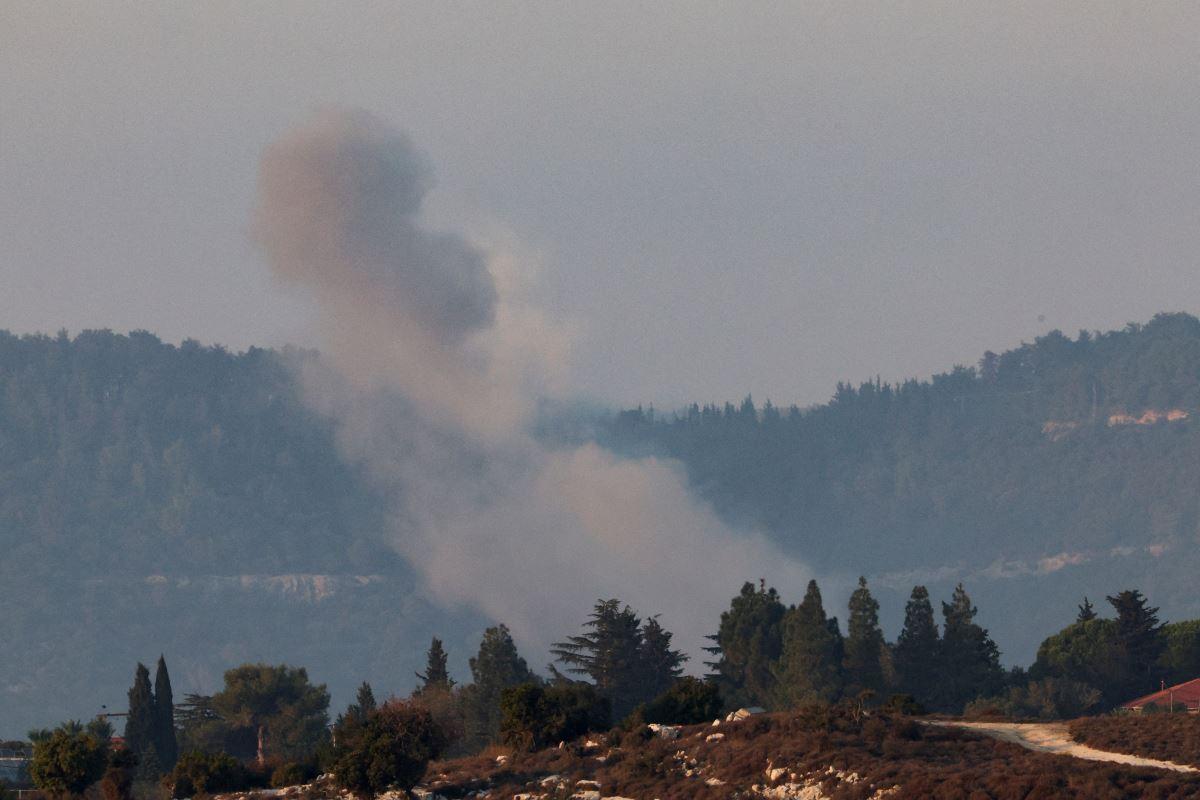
[1071,715,1200,769]
[414,706,1200,799]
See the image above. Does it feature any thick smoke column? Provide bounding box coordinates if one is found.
[255,109,812,659]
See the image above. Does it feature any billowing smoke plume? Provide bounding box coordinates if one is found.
[255,109,811,660]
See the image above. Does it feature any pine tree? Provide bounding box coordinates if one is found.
[893,586,940,707]
[771,580,844,707]
[462,625,537,748]
[355,682,377,715]
[938,583,1004,712]
[637,616,688,703]
[153,655,178,770]
[843,577,886,696]
[336,682,377,730]
[706,581,786,709]
[1077,597,1097,622]
[1106,589,1165,697]
[415,638,454,694]
[124,663,155,765]
[551,599,647,720]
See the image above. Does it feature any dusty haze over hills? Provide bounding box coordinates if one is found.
[4,3,1200,407]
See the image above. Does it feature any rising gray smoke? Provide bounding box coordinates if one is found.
[255,109,812,661]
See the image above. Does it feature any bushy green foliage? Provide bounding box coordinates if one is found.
[936,584,1004,712]
[964,677,1102,720]
[499,683,611,751]
[771,581,844,707]
[551,599,685,721]
[269,760,317,788]
[98,747,136,800]
[29,728,110,798]
[332,703,446,798]
[461,625,538,750]
[1160,620,1200,685]
[211,663,330,765]
[706,581,785,710]
[635,677,722,725]
[165,751,246,798]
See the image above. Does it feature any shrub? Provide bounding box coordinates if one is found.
[634,677,722,726]
[269,761,315,788]
[29,730,110,798]
[499,683,611,752]
[165,752,246,798]
[964,678,1102,720]
[881,693,925,716]
[332,702,446,798]
[99,748,137,800]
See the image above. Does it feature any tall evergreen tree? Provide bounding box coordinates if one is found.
[355,682,377,715]
[893,586,940,706]
[462,625,537,748]
[336,682,377,729]
[1107,589,1165,697]
[938,583,1004,712]
[637,616,688,702]
[771,580,844,708]
[153,655,178,770]
[1077,597,1098,623]
[415,638,454,694]
[843,577,886,696]
[551,599,647,720]
[706,581,786,709]
[124,663,155,763]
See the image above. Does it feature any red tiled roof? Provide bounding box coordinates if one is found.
[1122,678,1200,710]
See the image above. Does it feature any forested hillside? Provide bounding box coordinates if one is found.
[6,314,1200,736]
[594,313,1200,664]
[0,329,480,737]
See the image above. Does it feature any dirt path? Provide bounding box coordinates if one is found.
[931,721,1198,773]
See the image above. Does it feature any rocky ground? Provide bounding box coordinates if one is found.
[214,708,1200,800]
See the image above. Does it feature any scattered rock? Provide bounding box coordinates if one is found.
[706,732,725,742]
[647,723,680,739]
[725,707,766,722]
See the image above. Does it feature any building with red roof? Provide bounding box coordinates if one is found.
[1121,678,1200,713]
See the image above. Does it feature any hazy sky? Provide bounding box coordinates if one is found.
[3,2,1199,408]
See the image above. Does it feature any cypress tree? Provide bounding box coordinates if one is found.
[771,580,844,707]
[843,577,886,696]
[893,586,940,707]
[124,663,155,764]
[706,581,786,709]
[153,655,178,770]
[415,638,454,694]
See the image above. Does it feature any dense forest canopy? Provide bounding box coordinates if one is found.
[5,314,1200,735]
[591,312,1200,662]
[0,328,478,737]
